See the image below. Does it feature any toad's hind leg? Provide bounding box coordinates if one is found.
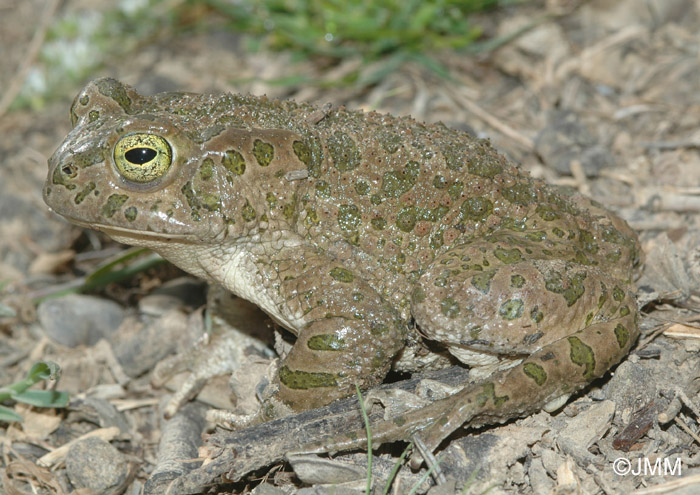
[406,239,640,460]
[413,305,637,460]
[289,243,639,462]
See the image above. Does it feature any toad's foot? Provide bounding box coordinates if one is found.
[152,289,272,418]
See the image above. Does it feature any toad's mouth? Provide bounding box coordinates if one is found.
[50,212,204,244]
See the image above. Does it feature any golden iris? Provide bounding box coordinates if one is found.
[113,133,172,183]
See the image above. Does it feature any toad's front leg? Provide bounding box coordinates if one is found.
[258,246,408,410]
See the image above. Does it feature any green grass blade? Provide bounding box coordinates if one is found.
[382,442,413,495]
[355,384,373,495]
[0,405,24,423]
[13,389,70,408]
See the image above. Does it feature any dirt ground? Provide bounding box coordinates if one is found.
[2,0,700,493]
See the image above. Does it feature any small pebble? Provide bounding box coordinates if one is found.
[66,437,128,493]
[38,294,124,347]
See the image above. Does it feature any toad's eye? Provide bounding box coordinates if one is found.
[114,133,172,183]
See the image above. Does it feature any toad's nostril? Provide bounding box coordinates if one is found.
[62,164,78,177]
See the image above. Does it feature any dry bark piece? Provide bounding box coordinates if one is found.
[144,401,209,495]
[612,400,659,452]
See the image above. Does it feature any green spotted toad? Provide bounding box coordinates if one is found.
[44,78,641,458]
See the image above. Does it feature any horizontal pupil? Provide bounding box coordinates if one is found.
[125,147,157,165]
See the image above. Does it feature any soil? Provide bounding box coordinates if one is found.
[2,0,700,494]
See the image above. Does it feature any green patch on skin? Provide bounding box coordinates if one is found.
[441,140,466,171]
[448,181,464,200]
[293,140,318,176]
[619,305,630,317]
[370,323,389,336]
[606,248,623,262]
[378,130,402,154]
[522,331,543,345]
[568,336,596,380]
[241,200,256,222]
[199,157,214,180]
[598,284,608,309]
[396,208,418,232]
[523,362,547,386]
[266,192,277,207]
[494,247,523,264]
[544,270,587,307]
[88,110,99,122]
[381,161,419,198]
[328,131,360,172]
[393,415,407,427]
[613,286,625,302]
[578,229,599,254]
[511,274,525,288]
[338,204,361,231]
[499,299,524,320]
[354,180,370,195]
[102,194,129,218]
[121,206,136,222]
[278,365,338,389]
[181,182,201,216]
[305,207,319,226]
[412,287,426,303]
[79,95,89,106]
[467,154,504,178]
[536,204,560,221]
[74,146,104,169]
[307,334,346,351]
[329,267,354,283]
[501,217,527,232]
[371,217,386,230]
[430,225,448,250]
[425,205,449,222]
[74,182,96,204]
[52,165,77,190]
[525,231,547,242]
[282,201,296,220]
[545,190,579,216]
[572,249,597,266]
[433,175,447,189]
[441,297,460,319]
[585,312,594,326]
[94,78,132,114]
[471,270,496,294]
[222,149,246,175]
[552,227,565,238]
[476,382,509,408]
[370,194,382,205]
[530,306,544,323]
[371,349,387,369]
[253,139,274,166]
[501,181,538,205]
[315,180,331,198]
[614,323,630,348]
[460,196,493,221]
[200,193,220,211]
[602,226,631,246]
[469,326,482,339]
